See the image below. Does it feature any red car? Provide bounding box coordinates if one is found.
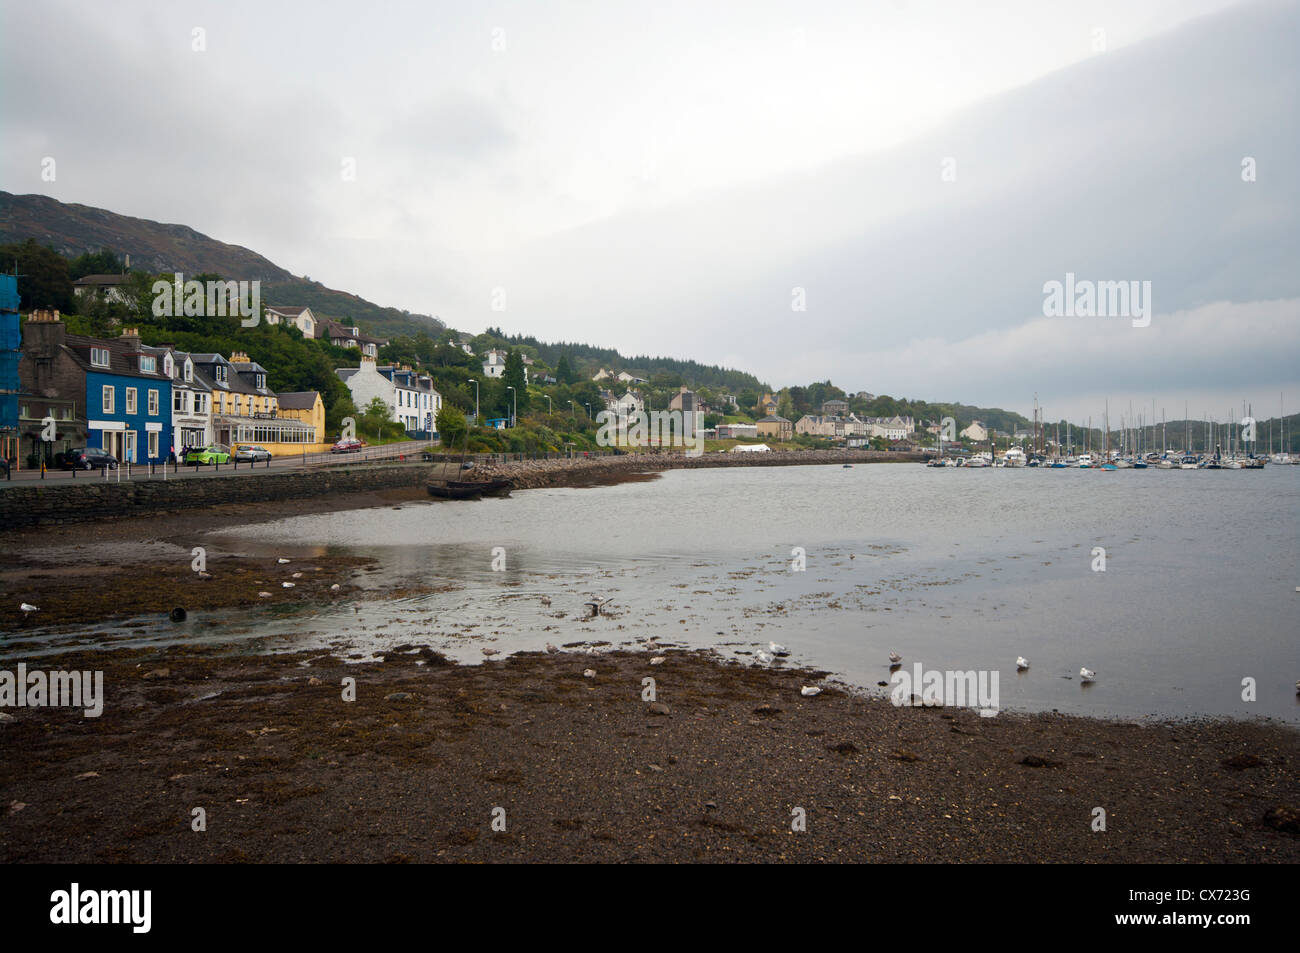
[330,438,367,453]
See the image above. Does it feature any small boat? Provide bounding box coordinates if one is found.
[1077,453,1093,469]
[427,481,486,500]
[1101,462,1118,470]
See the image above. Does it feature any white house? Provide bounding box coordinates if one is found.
[336,356,397,422]
[379,365,442,436]
[481,348,527,382]
[960,421,989,442]
[263,305,317,338]
[141,344,212,452]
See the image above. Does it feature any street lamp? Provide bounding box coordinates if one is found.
[569,400,575,419]
[468,379,479,425]
[507,386,516,428]
[545,395,552,414]
[584,403,591,419]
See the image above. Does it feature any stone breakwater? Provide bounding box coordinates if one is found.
[473,449,922,490]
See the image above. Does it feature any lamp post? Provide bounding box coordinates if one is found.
[545,395,552,415]
[569,400,575,419]
[507,386,516,428]
[584,403,591,420]
[469,379,479,425]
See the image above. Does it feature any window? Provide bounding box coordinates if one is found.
[148,390,159,415]
[174,390,185,413]
[215,365,227,383]
[148,431,159,459]
[140,356,156,373]
[102,386,114,414]
[125,388,137,414]
[184,362,192,382]
[90,347,110,368]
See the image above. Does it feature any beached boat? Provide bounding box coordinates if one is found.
[427,481,485,500]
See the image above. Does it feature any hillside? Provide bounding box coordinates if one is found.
[0,191,442,338]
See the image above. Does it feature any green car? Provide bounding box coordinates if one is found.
[183,445,232,465]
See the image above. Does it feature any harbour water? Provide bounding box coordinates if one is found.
[23,464,1300,721]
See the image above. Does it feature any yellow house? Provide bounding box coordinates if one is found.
[276,391,330,454]
[756,414,793,441]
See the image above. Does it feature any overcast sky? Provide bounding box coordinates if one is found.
[3,0,1296,422]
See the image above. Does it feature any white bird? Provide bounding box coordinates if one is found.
[756,650,773,664]
[800,686,822,697]
[277,558,290,564]
[1080,667,1096,682]
[258,591,272,598]
[583,669,596,678]
[19,603,39,613]
[330,584,340,591]
[649,656,666,665]
[769,641,790,657]
[545,643,559,654]
[481,648,499,657]
[281,582,295,589]
[888,651,903,665]
[291,572,303,579]
[1016,656,1030,671]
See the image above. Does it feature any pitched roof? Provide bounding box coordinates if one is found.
[276,391,320,410]
[63,333,170,382]
[72,274,129,286]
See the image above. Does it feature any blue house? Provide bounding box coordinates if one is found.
[20,320,171,464]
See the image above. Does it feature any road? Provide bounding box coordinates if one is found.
[0,440,434,487]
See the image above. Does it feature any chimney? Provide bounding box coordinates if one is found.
[229,351,249,364]
[120,327,141,350]
[22,311,66,396]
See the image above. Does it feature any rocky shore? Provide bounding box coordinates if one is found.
[2,646,1296,863]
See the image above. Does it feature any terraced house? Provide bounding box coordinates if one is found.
[19,316,171,464]
[190,352,317,453]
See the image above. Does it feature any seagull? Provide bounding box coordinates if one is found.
[277,558,290,564]
[1080,667,1096,682]
[545,643,559,654]
[769,641,790,657]
[1016,656,1030,671]
[330,584,340,591]
[583,669,596,678]
[19,603,39,613]
[291,572,303,579]
[650,656,666,665]
[281,582,295,589]
[888,651,903,665]
[540,596,551,607]
[756,650,773,664]
[800,686,822,697]
[481,648,499,657]
[258,591,272,598]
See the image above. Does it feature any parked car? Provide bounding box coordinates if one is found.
[183,445,232,465]
[330,438,366,454]
[60,448,119,470]
[234,444,272,463]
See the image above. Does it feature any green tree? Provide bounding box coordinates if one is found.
[503,349,530,417]
[0,239,75,311]
[555,353,577,385]
[436,404,468,446]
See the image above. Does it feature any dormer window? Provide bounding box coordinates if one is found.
[215,365,227,383]
[140,356,157,373]
[183,361,192,382]
[256,373,265,389]
[163,355,174,378]
[90,347,110,368]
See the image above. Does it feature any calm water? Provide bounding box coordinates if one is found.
[18,464,1300,721]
